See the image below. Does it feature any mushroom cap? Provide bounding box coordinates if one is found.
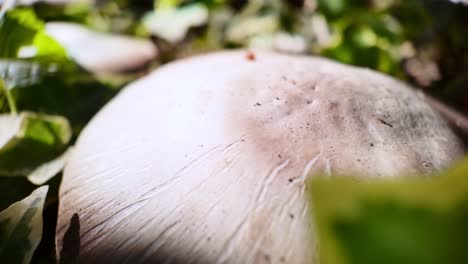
[45,22,158,73]
[56,51,463,263]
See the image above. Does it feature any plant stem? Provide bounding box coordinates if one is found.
[0,78,17,115]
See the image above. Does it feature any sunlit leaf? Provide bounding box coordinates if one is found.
[0,8,67,61]
[0,185,48,264]
[27,147,73,185]
[156,0,183,10]
[143,3,208,43]
[308,158,468,264]
[0,112,71,176]
[226,14,279,44]
[0,59,117,127]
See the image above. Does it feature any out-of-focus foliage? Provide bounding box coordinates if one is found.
[0,186,48,264]
[308,158,468,264]
[27,147,73,186]
[0,4,120,262]
[0,60,116,127]
[0,8,67,60]
[0,112,71,176]
[143,3,208,43]
[141,0,468,113]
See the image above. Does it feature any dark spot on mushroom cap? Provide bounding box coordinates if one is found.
[370,143,374,147]
[422,161,433,168]
[378,118,394,128]
[289,213,295,219]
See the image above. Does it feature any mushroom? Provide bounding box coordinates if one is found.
[56,51,463,263]
[45,22,158,73]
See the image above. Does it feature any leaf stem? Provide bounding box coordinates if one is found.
[0,78,17,115]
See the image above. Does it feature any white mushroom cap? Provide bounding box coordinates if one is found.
[45,22,158,73]
[56,51,463,263]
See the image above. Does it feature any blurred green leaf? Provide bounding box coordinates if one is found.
[226,14,280,44]
[0,59,117,128]
[143,3,208,43]
[318,0,347,16]
[156,0,183,10]
[0,8,68,61]
[308,158,468,264]
[0,185,48,264]
[0,112,71,176]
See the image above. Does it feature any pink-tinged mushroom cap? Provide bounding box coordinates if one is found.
[56,51,463,264]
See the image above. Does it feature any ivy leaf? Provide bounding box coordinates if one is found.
[308,158,468,264]
[0,185,48,264]
[0,59,117,127]
[0,8,68,61]
[0,112,71,176]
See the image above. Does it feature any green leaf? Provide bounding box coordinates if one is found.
[27,147,73,185]
[0,112,71,176]
[226,14,280,44]
[143,3,208,43]
[0,177,36,212]
[318,0,347,16]
[308,159,468,264]
[0,185,48,264]
[155,0,183,10]
[0,60,64,114]
[0,8,68,61]
[0,59,117,127]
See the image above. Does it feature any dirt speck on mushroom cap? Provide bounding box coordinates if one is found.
[56,51,463,264]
